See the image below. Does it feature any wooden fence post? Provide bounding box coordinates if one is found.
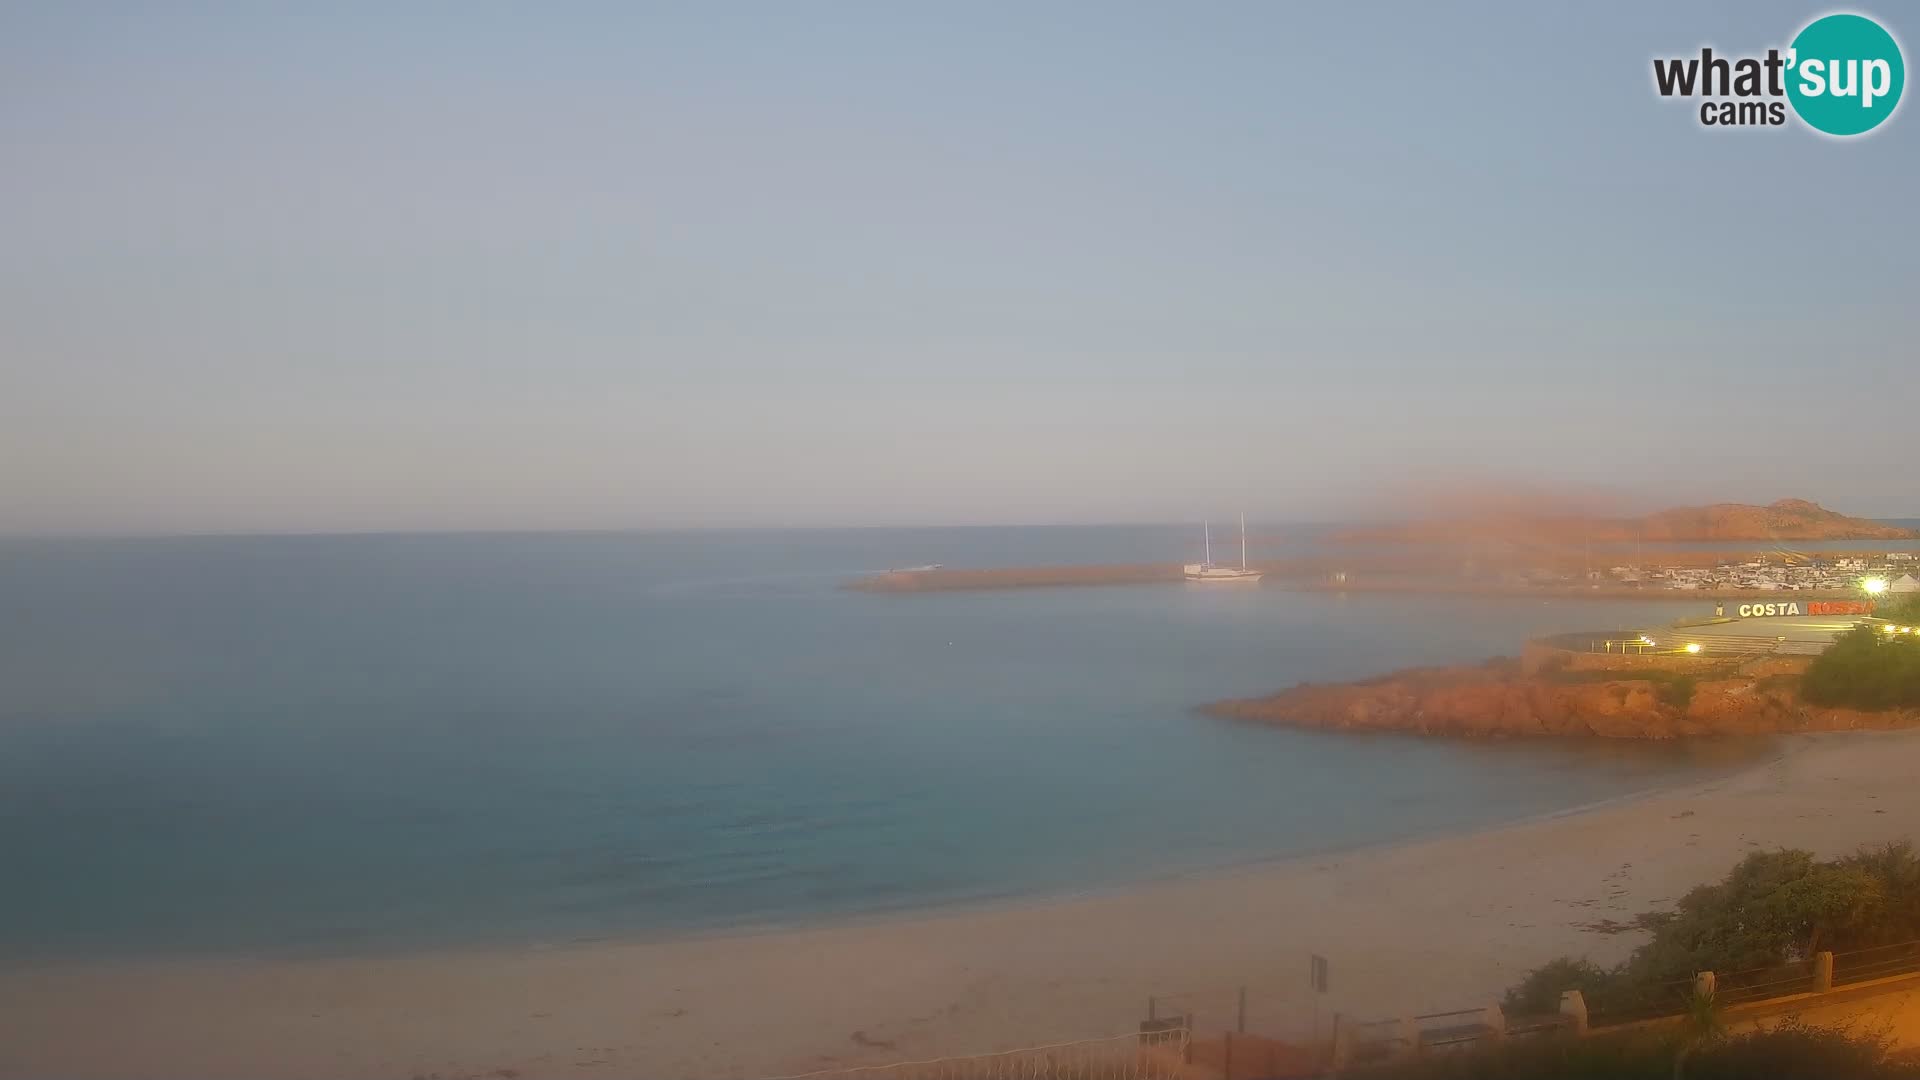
[1330,1013,1352,1073]
[1398,1016,1420,1060]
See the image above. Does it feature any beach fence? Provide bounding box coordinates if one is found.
[1342,1005,1569,1066]
[748,1028,1194,1080]
[1580,939,1920,1030]
[746,942,1920,1080]
[1342,939,1920,1066]
[1833,939,1920,986]
[1147,987,1254,1039]
[1145,980,1327,1042]
[1144,985,1329,1079]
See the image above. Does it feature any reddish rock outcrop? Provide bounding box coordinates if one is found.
[1203,659,1920,739]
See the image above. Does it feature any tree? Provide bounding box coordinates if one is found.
[1670,986,1721,1080]
[1832,840,1920,948]
[1504,842,1920,1023]
[1801,626,1920,710]
[1872,591,1920,627]
[1502,957,1616,1017]
[1622,849,1883,982]
[1364,1022,1920,1080]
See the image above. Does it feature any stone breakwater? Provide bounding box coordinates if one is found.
[1202,656,1920,739]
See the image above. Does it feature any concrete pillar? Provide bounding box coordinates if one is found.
[1559,989,1589,1037]
[1485,1003,1507,1042]
[1814,951,1834,993]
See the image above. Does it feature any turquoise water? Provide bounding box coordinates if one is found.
[0,528,1804,961]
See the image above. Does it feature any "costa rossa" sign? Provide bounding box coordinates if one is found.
[1736,600,1875,618]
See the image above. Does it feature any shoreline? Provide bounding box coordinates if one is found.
[0,735,1777,972]
[13,730,1920,1080]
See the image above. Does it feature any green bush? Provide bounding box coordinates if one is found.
[1802,626,1920,710]
[1873,592,1920,627]
[1537,667,1703,710]
[1502,957,1617,1017]
[1686,1020,1916,1080]
[1365,1030,1673,1080]
[1366,1023,1920,1080]
[1656,674,1697,709]
[1506,841,1920,1022]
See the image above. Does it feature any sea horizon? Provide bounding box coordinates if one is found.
[5,512,1918,543]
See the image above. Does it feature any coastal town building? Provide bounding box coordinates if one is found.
[1598,552,1919,593]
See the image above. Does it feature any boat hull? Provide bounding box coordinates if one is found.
[1183,564,1263,584]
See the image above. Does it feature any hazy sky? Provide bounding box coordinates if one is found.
[2,2,1914,533]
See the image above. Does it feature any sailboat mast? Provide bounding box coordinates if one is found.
[1240,513,1248,570]
[1204,520,1212,566]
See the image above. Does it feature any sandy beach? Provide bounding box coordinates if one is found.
[6,728,1920,1080]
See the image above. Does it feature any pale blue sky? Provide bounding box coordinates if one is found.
[2,2,1913,533]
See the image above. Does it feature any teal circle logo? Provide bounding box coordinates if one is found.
[1786,13,1905,136]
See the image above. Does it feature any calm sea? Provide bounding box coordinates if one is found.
[2,524,1907,962]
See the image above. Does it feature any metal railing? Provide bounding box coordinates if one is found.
[1144,982,1315,1040]
[752,940,1920,1080]
[1711,959,1815,1008]
[750,1028,1194,1080]
[1587,977,1698,1028]
[1585,940,1920,1028]
[1834,939,1920,986]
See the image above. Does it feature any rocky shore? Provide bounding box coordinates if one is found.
[1203,657,1920,739]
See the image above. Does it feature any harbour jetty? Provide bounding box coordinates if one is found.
[847,565,1884,598]
[846,543,1917,595]
[846,563,1185,591]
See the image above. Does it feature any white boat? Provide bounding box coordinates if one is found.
[1185,515,1262,583]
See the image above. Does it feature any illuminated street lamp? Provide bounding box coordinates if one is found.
[1864,577,1890,595]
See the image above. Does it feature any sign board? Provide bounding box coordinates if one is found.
[1736,600,1874,618]
[1310,954,1330,994]
[1806,600,1876,616]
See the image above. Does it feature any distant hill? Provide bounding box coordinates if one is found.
[1335,499,1918,544]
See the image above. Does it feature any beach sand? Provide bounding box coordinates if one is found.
[6,728,1920,1080]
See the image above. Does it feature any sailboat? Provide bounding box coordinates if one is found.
[1184,514,1263,583]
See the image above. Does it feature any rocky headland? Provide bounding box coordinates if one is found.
[1333,498,1918,545]
[1203,656,1920,739]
